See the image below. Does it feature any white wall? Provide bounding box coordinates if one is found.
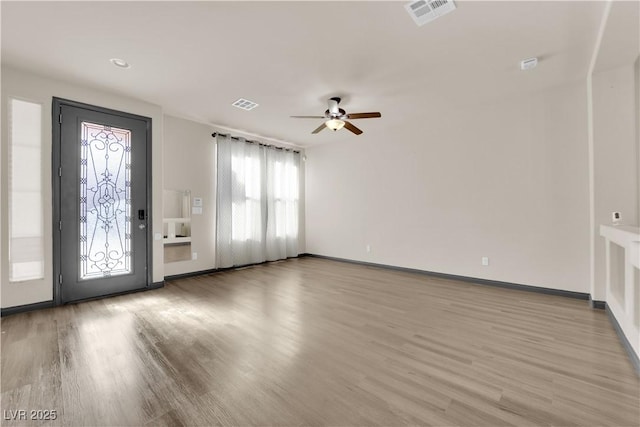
[305,81,591,293]
[1,66,164,308]
[592,64,640,298]
[162,115,217,276]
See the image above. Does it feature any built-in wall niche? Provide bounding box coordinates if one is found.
[163,189,191,263]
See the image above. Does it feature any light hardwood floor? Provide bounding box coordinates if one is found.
[1,257,638,426]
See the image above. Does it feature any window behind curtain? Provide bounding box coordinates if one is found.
[216,135,300,268]
[271,159,299,239]
[9,98,44,282]
[230,153,262,242]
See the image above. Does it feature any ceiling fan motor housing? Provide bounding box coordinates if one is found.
[327,97,342,116]
[325,108,346,118]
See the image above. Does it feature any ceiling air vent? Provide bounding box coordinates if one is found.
[232,98,259,111]
[405,0,456,26]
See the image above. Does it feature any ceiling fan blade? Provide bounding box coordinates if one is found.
[291,115,326,119]
[343,121,363,135]
[312,123,327,134]
[346,112,381,119]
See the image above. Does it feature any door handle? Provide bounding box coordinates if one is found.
[138,224,146,230]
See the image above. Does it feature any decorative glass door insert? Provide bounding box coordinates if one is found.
[80,122,132,279]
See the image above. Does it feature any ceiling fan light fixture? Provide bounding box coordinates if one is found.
[325,119,345,131]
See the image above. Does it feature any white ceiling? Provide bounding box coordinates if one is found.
[1,1,613,147]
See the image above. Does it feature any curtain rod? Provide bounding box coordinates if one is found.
[212,132,300,154]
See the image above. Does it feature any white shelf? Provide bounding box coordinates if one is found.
[164,236,191,245]
[163,217,191,245]
[163,217,191,223]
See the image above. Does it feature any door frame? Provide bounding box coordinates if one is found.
[52,98,153,305]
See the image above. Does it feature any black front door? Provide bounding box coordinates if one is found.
[54,99,151,303]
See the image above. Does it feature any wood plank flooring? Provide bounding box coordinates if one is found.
[1,257,638,426]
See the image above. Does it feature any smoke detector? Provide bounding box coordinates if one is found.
[405,0,456,26]
[520,57,538,71]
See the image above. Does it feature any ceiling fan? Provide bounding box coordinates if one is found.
[291,97,381,135]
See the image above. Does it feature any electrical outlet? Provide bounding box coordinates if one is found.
[482,257,489,266]
[192,252,198,260]
[366,245,371,253]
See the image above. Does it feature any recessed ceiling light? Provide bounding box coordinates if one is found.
[232,98,259,111]
[110,58,130,69]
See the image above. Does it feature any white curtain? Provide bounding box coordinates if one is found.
[216,135,300,268]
